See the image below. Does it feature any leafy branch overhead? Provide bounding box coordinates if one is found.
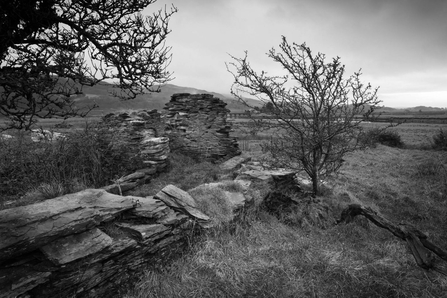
[0,0,177,129]
[227,36,381,195]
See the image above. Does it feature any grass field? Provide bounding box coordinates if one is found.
[122,122,447,298]
[362,122,447,148]
[232,121,447,151]
[1,113,447,297]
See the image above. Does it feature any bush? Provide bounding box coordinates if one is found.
[358,128,381,148]
[432,129,447,151]
[359,128,404,148]
[0,123,144,202]
[376,130,404,148]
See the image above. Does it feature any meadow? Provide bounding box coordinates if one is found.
[120,121,447,298]
[1,115,447,297]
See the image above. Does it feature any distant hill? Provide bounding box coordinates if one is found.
[375,106,446,116]
[400,106,446,113]
[2,81,444,117]
[73,83,259,115]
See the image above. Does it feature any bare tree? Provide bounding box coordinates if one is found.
[0,0,177,130]
[227,36,381,195]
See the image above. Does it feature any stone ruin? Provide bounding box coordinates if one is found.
[164,93,241,161]
[0,94,245,296]
[99,94,241,193]
[0,151,334,297]
[101,109,169,169]
[100,109,170,194]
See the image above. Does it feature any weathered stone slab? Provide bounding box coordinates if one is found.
[237,168,296,181]
[157,210,189,225]
[130,196,189,225]
[0,269,51,298]
[220,155,251,171]
[136,167,157,175]
[156,184,198,208]
[155,185,210,224]
[131,196,169,218]
[103,182,139,195]
[41,228,113,265]
[117,171,145,183]
[141,136,169,145]
[115,223,171,242]
[0,189,137,262]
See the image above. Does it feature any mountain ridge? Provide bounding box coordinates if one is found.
[73,83,445,115]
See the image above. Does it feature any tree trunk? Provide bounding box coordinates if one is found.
[312,171,319,196]
[338,204,447,275]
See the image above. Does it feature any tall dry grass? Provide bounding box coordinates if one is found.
[124,139,447,297]
[0,122,143,208]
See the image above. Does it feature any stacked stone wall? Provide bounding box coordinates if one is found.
[164,93,240,161]
[0,186,211,297]
[100,110,169,193]
[97,94,241,193]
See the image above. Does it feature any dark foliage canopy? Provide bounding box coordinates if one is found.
[0,0,176,129]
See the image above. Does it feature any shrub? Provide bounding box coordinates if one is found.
[57,122,144,186]
[377,130,404,148]
[358,127,381,148]
[0,122,145,202]
[359,128,404,148]
[432,129,447,151]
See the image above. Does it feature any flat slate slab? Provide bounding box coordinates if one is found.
[155,185,211,226]
[41,228,113,265]
[0,189,137,262]
[220,155,251,171]
[238,169,296,181]
[115,223,171,242]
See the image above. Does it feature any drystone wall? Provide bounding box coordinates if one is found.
[0,185,214,298]
[164,93,241,161]
[100,110,170,194]
[100,94,242,192]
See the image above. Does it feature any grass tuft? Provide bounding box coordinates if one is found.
[188,184,234,228]
[35,182,66,200]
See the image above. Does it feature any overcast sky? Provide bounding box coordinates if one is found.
[148,0,447,108]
